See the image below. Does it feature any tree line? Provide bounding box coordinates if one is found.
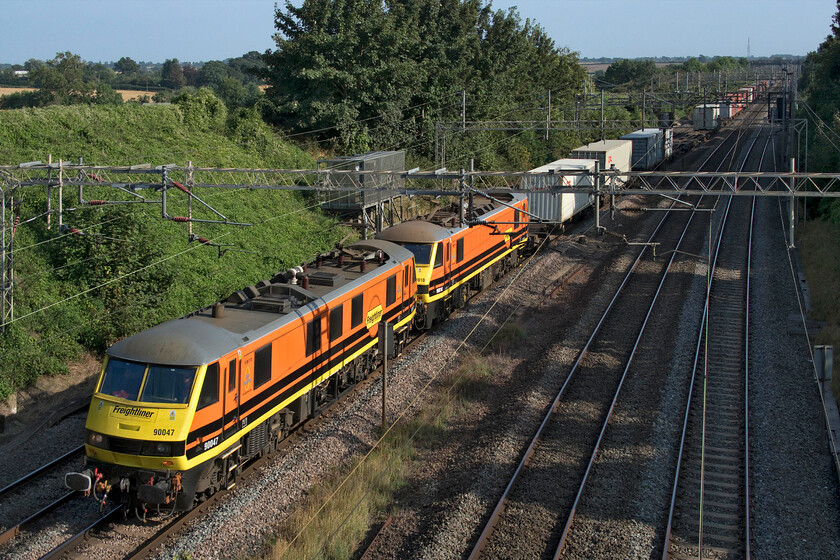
[0,51,267,110]
[259,0,588,164]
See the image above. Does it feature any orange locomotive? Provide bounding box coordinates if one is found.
[66,239,416,514]
[377,191,529,329]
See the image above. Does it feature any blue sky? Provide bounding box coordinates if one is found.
[0,0,835,64]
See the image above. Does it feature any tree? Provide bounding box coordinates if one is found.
[604,59,656,86]
[182,65,199,87]
[32,51,90,103]
[114,56,139,75]
[198,60,230,88]
[161,58,185,89]
[261,0,585,157]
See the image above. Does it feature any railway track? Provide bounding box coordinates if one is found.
[662,123,773,560]
[460,98,771,560]
[0,406,88,551]
[2,227,553,560]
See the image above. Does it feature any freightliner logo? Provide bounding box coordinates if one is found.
[112,406,154,419]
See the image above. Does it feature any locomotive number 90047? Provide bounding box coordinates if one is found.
[153,428,175,436]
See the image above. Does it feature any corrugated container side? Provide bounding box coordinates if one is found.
[620,129,662,170]
[524,159,596,223]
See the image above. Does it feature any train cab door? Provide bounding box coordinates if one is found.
[307,311,328,407]
[443,241,453,295]
[223,353,241,440]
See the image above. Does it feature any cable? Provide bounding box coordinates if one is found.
[285,231,557,559]
[282,91,463,139]
[0,193,332,330]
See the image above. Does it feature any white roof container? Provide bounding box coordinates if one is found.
[569,139,632,186]
[692,104,720,130]
[523,159,596,223]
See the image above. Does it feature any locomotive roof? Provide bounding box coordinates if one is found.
[376,191,525,244]
[107,239,412,367]
[377,220,453,243]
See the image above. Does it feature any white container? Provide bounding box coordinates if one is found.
[662,128,673,158]
[570,139,632,186]
[692,104,720,130]
[523,159,597,223]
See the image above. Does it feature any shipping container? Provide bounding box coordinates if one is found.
[662,128,674,159]
[320,151,405,212]
[620,128,666,170]
[523,159,597,224]
[569,139,632,187]
[692,104,720,130]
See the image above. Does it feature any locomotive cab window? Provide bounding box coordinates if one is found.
[198,362,220,410]
[254,344,272,388]
[99,358,145,401]
[434,242,443,268]
[399,243,432,265]
[387,274,397,306]
[140,365,197,404]
[351,294,364,327]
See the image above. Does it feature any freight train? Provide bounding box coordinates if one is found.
[66,192,530,516]
[692,80,769,130]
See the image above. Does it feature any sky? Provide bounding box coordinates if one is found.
[0,0,835,64]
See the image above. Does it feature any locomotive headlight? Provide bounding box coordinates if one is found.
[141,441,172,456]
[87,431,105,446]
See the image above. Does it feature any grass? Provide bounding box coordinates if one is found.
[487,321,526,354]
[266,351,498,560]
[0,95,352,400]
[797,219,840,405]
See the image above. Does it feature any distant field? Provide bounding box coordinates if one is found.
[0,86,35,96]
[581,62,678,73]
[0,86,157,102]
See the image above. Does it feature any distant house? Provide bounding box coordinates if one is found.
[13,70,28,77]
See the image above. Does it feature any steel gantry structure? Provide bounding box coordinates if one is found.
[0,156,832,332]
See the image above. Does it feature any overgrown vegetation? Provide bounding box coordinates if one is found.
[0,90,347,400]
[795,1,840,406]
[797,221,840,400]
[266,351,496,559]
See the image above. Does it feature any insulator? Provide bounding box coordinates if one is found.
[197,237,211,245]
[88,200,105,206]
[172,181,190,194]
[338,254,345,266]
[360,261,366,272]
[302,276,310,290]
[316,256,322,269]
[69,227,83,236]
[172,216,189,222]
[302,262,307,273]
